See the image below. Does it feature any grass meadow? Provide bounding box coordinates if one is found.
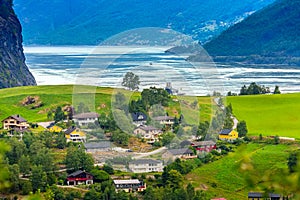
[226,93,300,139]
[186,142,300,199]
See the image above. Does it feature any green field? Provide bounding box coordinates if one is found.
[0,85,213,124]
[227,93,300,139]
[187,142,300,199]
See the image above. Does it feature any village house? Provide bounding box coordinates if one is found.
[191,140,217,153]
[153,116,174,125]
[248,192,281,200]
[128,159,163,173]
[66,170,93,185]
[65,126,86,143]
[2,114,29,130]
[133,125,162,144]
[162,148,196,161]
[113,179,146,193]
[131,112,147,126]
[48,124,63,133]
[84,141,111,153]
[73,112,99,126]
[219,129,238,141]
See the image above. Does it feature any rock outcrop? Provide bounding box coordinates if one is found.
[0,0,36,88]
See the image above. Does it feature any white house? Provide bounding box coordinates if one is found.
[128,159,163,173]
[113,179,146,192]
[73,112,99,126]
[133,125,162,143]
[153,116,174,125]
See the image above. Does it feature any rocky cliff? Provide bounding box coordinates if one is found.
[0,0,36,88]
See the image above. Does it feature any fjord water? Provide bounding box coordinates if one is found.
[24,46,300,96]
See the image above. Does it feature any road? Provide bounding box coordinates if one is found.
[133,146,167,159]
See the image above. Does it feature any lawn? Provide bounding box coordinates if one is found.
[226,93,300,139]
[186,142,300,200]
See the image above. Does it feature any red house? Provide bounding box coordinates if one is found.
[66,170,94,185]
[191,140,216,153]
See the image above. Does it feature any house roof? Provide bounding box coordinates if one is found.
[2,114,27,122]
[269,193,281,198]
[135,125,160,131]
[67,170,92,177]
[168,148,193,156]
[180,140,192,147]
[113,179,140,185]
[129,159,162,165]
[46,122,55,129]
[219,129,233,135]
[73,112,99,119]
[153,116,174,121]
[84,141,111,149]
[131,112,147,121]
[191,140,216,146]
[64,126,77,134]
[248,192,262,198]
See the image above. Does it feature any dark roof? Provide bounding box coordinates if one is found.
[135,125,159,131]
[2,114,27,122]
[73,112,99,119]
[84,141,111,149]
[269,193,281,198]
[219,129,233,135]
[168,148,193,156]
[248,192,262,198]
[64,126,76,134]
[67,170,92,177]
[129,159,163,165]
[248,192,281,198]
[131,112,147,121]
[180,140,192,147]
[153,116,174,121]
[46,122,55,129]
[191,140,216,146]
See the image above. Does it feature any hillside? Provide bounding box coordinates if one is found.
[0,0,36,88]
[13,0,275,45]
[227,93,300,139]
[0,85,213,124]
[187,143,300,199]
[203,0,300,61]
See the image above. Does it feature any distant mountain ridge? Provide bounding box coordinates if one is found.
[0,0,36,88]
[13,0,275,45]
[204,0,300,62]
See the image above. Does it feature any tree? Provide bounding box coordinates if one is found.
[65,145,94,172]
[8,164,20,193]
[197,121,209,139]
[186,183,195,200]
[237,120,248,137]
[274,85,281,94]
[54,106,64,122]
[77,102,90,114]
[122,72,140,91]
[288,152,298,173]
[31,165,47,192]
[103,165,114,175]
[166,170,183,189]
[19,155,31,176]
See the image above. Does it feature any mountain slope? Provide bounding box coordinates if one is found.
[204,0,300,57]
[0,0,36,88]
[13,0,275,45]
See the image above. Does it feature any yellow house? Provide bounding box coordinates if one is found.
[49,125,63,133]
[64,126,86,143]
[218,129,238,141]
